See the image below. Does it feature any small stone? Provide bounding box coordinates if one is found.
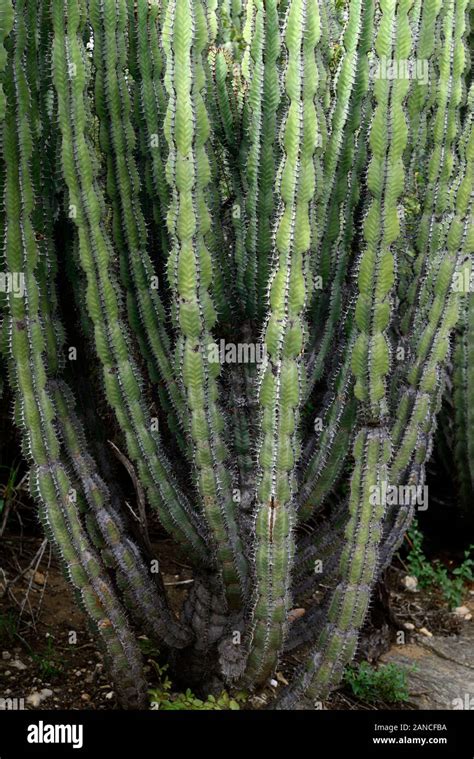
[2,651,11,661]
[10,659,26,670]
[288,607,306,623]
[419,627,433,638]
[403,622,415,630]
[105,691,114,700]
[402,575,418,592]
[86,662,103,684]
[270,679,278,688]
[81,693,91,702]
[4,671,11,676]
[27,688,53,708]
[453,605,470,619]
[33,571,45,585]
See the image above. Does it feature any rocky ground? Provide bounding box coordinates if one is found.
[0,535,192,710]
[381,609,474,710]
[0,534,472,711]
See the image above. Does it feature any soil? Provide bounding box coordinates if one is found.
[0,533,192,710]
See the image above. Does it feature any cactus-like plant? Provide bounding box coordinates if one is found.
[0,0,472,709]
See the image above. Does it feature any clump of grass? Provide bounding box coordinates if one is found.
[344,662,411,705]
[31,636,63,680]
[0,610,18,646]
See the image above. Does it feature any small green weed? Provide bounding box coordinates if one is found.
[406,523,474,608]
[149,662,247,710]
[31,636,63,680]
[344,661,411,705]
[0,611,18,645]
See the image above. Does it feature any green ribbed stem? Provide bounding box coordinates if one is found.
[162,0,248,609]
[89,0,189,447]
[4,0,146,707]
[244,0,321,684]
[51,0,208,564]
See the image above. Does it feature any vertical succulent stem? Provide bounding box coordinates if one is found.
[4,0,147,707]
[244,0,321,684]
[51,0,208,563]
[162,0,248,608]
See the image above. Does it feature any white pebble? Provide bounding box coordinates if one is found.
[11,659,27,671]
[402,575,418,592]
[419,627,433,638]
[27,688,53,708]
[453,605,470,619]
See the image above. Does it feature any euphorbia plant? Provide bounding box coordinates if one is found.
[0,0,471,708]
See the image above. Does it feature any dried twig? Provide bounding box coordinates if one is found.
[108,440,153,555]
